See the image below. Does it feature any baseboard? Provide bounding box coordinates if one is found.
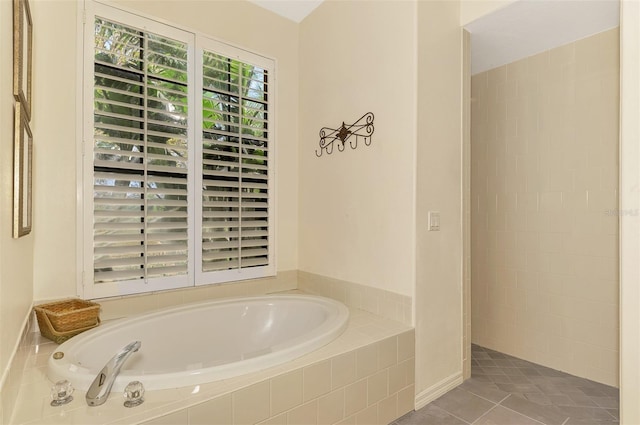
[415,371,463,410]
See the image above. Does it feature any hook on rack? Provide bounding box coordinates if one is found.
[316,112,375,157]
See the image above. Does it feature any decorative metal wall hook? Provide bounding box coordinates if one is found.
[316,112,375,157]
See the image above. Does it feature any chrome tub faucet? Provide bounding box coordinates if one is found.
[86,341,141,407]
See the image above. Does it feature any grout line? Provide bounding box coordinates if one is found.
[497,403,553,425]
[468,350,620,425]
[492,389,573,425]
[603,408,620,421]
[463,386,511,406]
[470,403,499,425]
[496,393,511,404]
[434,402,481,425]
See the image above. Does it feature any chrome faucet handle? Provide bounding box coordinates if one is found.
[86,341,141,407]
[124,381,145,407]
[50,380,74,406]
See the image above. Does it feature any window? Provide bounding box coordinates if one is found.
[82,3,275,299]
[198,48,272,284]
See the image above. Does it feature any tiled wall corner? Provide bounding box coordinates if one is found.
[94,270,298,321]
[298,271,412,326]
[470,28,620,387]
[141,330,416,425]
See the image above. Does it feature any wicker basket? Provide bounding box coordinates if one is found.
[34,299,101,344]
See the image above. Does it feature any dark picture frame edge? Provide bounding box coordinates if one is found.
[13,102,33,238]
[13,0,33,119]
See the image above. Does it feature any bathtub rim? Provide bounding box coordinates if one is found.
[47,294,349,392]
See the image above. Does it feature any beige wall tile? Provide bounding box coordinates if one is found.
[404,358,415,385]
[233,381,271,425]
[397,331,415,362]
[141,410,189,425]
[367,370,388,406]
[318,389,345,425]
[265,270,298,294]
[332,351,357,390]
[91,271,304,321]
[156,290,185,309]
[549,42,575,66]
[287,400,318,425]
[99,295,157,321]
[397,385,415,417]
[388,363,407,395]
[377,394,398,425]
[355,405,379,425]
[600,302,620,330]
[258,413,287,425]
[345,379,368,418]
[297,272,412,325]
[182,287,217,305]
[378,337,397,370]
[356,344,378,380]
[335,415,357,425]
[271,370,303,416]
[488,65,507,86]
[189,394,232,425]
[303,360,332,402]
[471,28,619,387]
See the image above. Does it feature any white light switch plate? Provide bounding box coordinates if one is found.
[428,211,440,231]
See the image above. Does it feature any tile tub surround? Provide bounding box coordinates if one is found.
[298,271,412,326]
[394,344,619,425]
[7,307,414,424]
[87,270,413,326]
[96,270,298,321]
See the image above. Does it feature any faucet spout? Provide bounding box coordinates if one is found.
[86,341,141,407]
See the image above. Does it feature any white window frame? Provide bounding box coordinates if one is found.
[78,1,276,299]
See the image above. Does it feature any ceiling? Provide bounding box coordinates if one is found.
[247,0,619,75]
[465,0,620,75]
[247,0,323,23]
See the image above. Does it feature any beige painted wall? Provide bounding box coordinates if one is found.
[31,0,300,300]
[620,0,640,422]
[298,1,416,297]
[0,0,35,415]
[471,29,620,386]
[30,0,78,301]
[415,0,464,402]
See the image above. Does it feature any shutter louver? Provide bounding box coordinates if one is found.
[201,51,270,274]
[93,18,190,285]
[85,8,274,297]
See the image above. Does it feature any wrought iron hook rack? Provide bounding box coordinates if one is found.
[316,112,375,157]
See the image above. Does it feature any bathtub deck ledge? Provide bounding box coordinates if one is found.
[10,304,415,425]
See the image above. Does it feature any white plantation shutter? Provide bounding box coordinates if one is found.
[197,43,274,283]
[82,4,274,298]
[88,12,195,296]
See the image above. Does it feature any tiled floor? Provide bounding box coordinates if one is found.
[394,344,619,425]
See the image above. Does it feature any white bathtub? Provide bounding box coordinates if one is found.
[47,294,349,392]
